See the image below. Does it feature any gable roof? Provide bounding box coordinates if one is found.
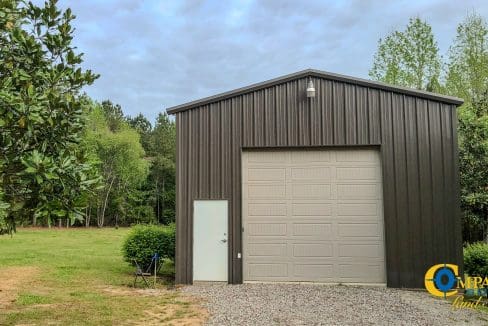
[166,68,464,114]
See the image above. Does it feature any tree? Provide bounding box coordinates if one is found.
[84,105,149,227]
[149,113,176,224]
[446,14,488,103]
[125,112,176,225]
[0,186,9,234]
[458,97,488,242]
[446,14,488,242]
[127,113,152,152]
[369,17,442,91]
[77,96,104,228]
[127,113,152,135]
[101,100,124,132]
[0,0,98,233]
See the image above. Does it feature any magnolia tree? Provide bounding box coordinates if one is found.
[0,0,99,233]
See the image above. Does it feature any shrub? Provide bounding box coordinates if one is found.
[122,224,175,271]
[464,242,488,278]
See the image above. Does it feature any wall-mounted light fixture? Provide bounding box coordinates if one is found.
[306,78,315,98]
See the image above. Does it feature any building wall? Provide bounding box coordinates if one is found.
[174,76,462,288]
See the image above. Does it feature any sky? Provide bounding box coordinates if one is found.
[50,0,488,122]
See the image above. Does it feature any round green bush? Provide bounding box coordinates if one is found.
[122,224,175,271]
[464,242,488,277]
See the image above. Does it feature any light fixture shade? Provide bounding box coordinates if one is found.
[306,80,315,98]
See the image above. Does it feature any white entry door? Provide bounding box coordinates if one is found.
[193,200,228,281]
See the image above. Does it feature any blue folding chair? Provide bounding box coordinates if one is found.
[133,254,161,288]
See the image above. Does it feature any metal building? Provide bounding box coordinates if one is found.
[166,69,464,288]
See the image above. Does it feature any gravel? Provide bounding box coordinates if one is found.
[181,283,488,325]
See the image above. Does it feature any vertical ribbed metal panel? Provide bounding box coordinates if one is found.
[344,84,357,144]
[417,98,434,272]
[174,75,462,288]
[356,87,369,144]
[368,88,381,144]
[276,84,287,146]
[175,114,182,283]
[404,95,421,285]
[333,82,345,144]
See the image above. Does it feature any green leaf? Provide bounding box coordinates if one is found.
[35,175,43,184]
[27,84,34,97]
[53,210,65,217]
[44,172,57,180]
[25,167,37,173]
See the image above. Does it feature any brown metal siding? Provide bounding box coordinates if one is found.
[174,76,463,288]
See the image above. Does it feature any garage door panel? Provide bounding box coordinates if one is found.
[248,263,289,278]
[248,203,287,216]
[247,223,287,236]
[338,243,383,258]
[338,264,385,282]
[291,151,330,162]
[292,203,332,216]
[338,223,383,238]
[336,167,379,180]
[248,151,287,163]
[247,243,287,257]
[292,243,334,257]
[248,168,285,181]
[291,184,331,199]
[337,184,379,199]
[292,223,332,238]
[291,167,331,180]
[293,264,334,278]
[247,184,286,199]
[242,149,386,283]
[337,203,378,216]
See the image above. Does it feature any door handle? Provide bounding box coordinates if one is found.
[221,239,227,243]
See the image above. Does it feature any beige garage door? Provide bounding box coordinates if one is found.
[242,149,386,283]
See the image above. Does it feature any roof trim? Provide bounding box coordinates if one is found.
[166,69,464,114]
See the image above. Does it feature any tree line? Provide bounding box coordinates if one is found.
[369,14,488,242]
[80,99,176,228]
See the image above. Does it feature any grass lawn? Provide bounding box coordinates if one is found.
[0,228,205,325]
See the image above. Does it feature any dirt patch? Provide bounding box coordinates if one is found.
[101,285,171,297]
[101,286,208,325]
[133,301,208,326]
[0,266,39,309]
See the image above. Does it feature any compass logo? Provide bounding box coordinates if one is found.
[424,263,459,298]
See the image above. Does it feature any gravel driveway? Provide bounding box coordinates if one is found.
[182,283,487,325]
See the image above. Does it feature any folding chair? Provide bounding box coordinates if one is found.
[133,259,151,288]
[149,253,163,275]
[133,254,163,288]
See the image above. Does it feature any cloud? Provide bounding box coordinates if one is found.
[50,0,488,122]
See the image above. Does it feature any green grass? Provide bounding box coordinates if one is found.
[0,228,199,325]
[16,293,52,305]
